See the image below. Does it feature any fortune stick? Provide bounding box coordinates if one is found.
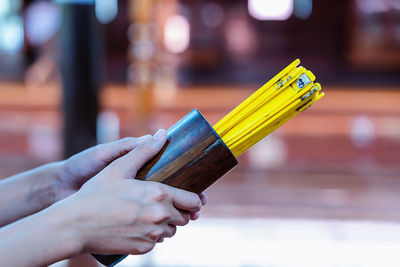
[214,59,325,157]
[94,59,325,267]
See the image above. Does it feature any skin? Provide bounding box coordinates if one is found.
[0,129,207,266]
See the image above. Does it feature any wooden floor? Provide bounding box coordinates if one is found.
[0,83,399,221]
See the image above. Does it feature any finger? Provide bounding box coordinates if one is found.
[128,240,156,255]
[137,134,154,142]
[179,210,191,225]
[162,224,177,239]
[199,192,208,206]
[190,211,200,221]
[127,129,167,177]
[167,186,202,213]
[105,129,167,179]
[89,137,141,164]
[166,207,191,226]
[101,136,148,159]
[63,137,144,182]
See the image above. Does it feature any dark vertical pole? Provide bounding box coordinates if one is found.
[59,3,103,157]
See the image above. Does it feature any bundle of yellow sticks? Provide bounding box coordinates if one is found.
[214,59,325,157]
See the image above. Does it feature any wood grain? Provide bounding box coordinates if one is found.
[94,109,238,266]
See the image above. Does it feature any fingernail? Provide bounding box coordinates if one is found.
[200,193,208,206]
[153,129,165,141]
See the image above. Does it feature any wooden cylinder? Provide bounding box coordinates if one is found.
[94,109,238,266]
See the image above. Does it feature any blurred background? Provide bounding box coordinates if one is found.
[0,0,400,266]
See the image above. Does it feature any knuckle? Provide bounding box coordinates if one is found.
[139,134,153,142]
[136,242,155,255]
[137,142,156,155]
[182,213,190,225]
[150,184,168,202]
[171,227,177,237]
[168,225,177,237]
[120,137,136,146]
[147,228,163,240]
[175,212,190,226]
[91,144,105,161]
[150,205,170,223]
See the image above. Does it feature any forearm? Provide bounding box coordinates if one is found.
[0,161,63,226]
[0,200,82,266]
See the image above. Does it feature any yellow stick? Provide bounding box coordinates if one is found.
[214,59,301,133]
[223,81,314,147]
[214,60,325,157]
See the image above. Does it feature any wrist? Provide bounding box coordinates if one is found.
[55,191,103,253]
[39,161,66,205]
[0,197,84,266]
[51,160,75,202]
[15,161,64,213]
[54,159,92,203]
[43,197,85,258]
[0,161,65,227]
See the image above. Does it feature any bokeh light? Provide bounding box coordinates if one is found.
[164,15,190,53]
[95,0,118,24]
[25,2,60,46]
[0,16,24,55]
[294,0,313,19]
[248,0,293,21]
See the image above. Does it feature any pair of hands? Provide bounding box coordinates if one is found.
[53,129,206,255]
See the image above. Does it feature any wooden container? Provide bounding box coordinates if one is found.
[94,109,238,266]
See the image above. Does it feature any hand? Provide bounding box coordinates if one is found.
[60,129,204,255]
[55,135,154,202]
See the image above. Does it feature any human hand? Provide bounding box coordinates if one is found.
[60,129,204,255]
[55,135,155,202]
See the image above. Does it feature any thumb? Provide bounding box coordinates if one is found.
[104,129,167,179]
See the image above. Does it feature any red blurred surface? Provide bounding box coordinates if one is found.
[0,83,399,221]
